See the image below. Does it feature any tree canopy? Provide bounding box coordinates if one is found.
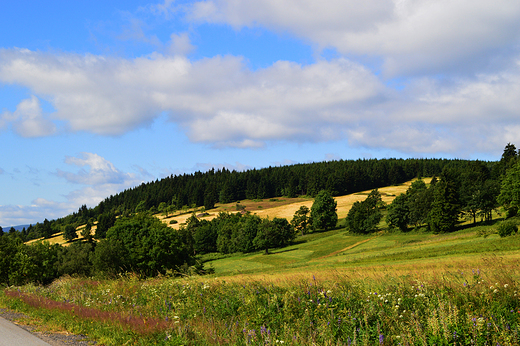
[345,189,383,234]
[311,190,338,232]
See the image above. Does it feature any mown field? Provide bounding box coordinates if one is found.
[3,179,520,345]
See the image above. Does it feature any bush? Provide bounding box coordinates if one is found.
[169,220,178,224]
[497,220,518,237]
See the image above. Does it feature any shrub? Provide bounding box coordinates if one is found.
[497,220,518,237]
[169,220,178,224]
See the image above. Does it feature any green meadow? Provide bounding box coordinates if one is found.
[2,187,520,345]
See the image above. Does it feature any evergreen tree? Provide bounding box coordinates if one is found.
[406,179,431,227]
[95,212,116,239]
[498,160,520,217]
[82,219,94,242]
[42,219,53,239]
[386,193,409,232]
[428,171,460,233]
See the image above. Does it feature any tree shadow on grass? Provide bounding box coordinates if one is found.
[271,248,299,255]
[456,217,504,231]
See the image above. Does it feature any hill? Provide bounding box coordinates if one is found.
[17,157,479,242]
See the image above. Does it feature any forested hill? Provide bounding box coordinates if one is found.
[76,158,488,223]
[11,145,517,243]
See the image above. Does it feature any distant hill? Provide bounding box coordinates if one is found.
[2,224,31,232]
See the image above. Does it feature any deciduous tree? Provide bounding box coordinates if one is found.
[311,190,338,232]
[345,189,383,234]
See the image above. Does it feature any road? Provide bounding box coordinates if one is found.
[0,316,51,346]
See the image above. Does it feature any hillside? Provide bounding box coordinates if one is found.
[28,178,428,246]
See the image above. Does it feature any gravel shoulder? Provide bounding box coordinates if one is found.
[0,308,96,346]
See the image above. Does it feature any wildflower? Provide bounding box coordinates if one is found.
[504,284,509,288]
[493,289,498,294]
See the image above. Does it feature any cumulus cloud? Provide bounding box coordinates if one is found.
[167,32,195,56]
[1,95,56,137]
[0,153,147,226]
[2,46,520,156]
[0,48,384,144]
[186,0,520,76]
[56,152,142,204]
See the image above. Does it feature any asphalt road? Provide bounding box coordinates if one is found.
[0,316,51,346]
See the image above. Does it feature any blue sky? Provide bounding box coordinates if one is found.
[2,0,520,227]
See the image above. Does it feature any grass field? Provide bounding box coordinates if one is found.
[3,178,520,345]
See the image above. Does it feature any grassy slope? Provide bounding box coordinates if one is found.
[26,177,519,277]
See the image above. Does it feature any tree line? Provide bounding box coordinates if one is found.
[0,190,339,286]
[12,158,473,241]
[346,143,520,234]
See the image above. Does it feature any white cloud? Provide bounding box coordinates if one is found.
[57,152,136,186]
[0,153,148,226]
[0,49,384,144]
[167,32,195,56]
[1,48,520,156]
[186,0,520,76]
[1,95,56,137]
[0,199,71,227]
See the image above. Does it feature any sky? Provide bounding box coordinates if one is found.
[1,0,520,227]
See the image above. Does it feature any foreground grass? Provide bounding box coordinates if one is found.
[2,254,520,345]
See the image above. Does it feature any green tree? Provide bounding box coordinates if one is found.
[291,205,311,235]
[95,212,116,239]
[9,241,60,286]
[158,202,168,215]
[42,218,53,239]
[193,220,218,254]
[0,235,21,285]
[81,219,93,242]
[406,179,432,227]
[234,214,261,253]
[345,189,383,234]
[58,242,93,277]
[498,160,520,217]
[99,214,195,277]
[90,238,126,277]
[135,200,147,214]
[253,217,294,254]
[386,193,409,232]
[310,190,338,231]
[63,224,78,242]
[428,171,461,233]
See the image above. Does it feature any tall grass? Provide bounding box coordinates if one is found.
[3,255,520,345]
